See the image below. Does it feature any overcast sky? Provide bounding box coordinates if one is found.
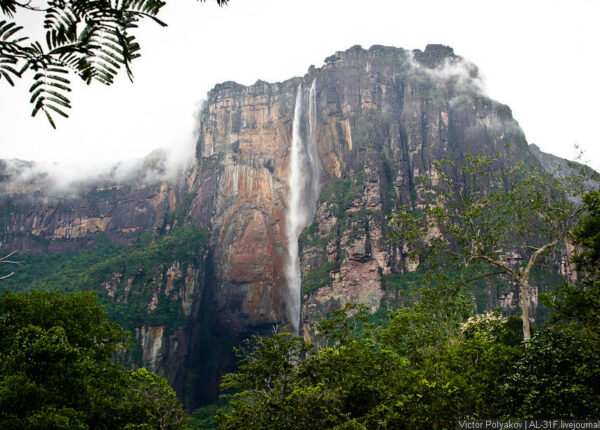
[1,0,599,172]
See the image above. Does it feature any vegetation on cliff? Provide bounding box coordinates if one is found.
[389,150,592,339]
[2,44,569,411]
[1,224,211,378]
[3,226,208,317]
[214,187,600,428]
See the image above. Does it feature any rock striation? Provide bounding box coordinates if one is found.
[0,44,576,407]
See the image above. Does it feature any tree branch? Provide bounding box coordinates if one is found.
[462,270,507,285]
[471,252,519,280]
[15,1,46,12]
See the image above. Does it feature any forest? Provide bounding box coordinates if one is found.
[2,0,598,428]
[1,155,599,429]
[208,159,600,429]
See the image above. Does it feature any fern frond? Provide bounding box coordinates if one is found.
[0,0,18,17]
[3,0,224,127]
[29,62,72,128]
[0,20,27,85]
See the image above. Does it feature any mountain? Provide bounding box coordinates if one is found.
[0,44,576,408]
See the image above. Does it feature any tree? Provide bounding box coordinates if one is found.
[571,189,600,274]
[217,308,411,430]
[543,189,600,326]
[504,188,600,418]
[390,150,591,340]
[504,324,600,418]
[123,368,186,430]
[216,281,523,429]
[0,289,185,429]
[0,0,227,127]
[215,185,600,427]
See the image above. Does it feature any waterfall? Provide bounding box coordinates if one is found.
[284,81,321,332]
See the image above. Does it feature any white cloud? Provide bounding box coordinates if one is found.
[0,0,598,170]
[407,51,485,95]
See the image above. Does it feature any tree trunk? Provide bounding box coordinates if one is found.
[519,277,531,341]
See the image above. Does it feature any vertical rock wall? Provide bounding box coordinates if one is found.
[188,44,539,336]
[0,44,572,408]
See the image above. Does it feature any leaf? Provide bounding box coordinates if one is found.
[3,0,224,127]
[28,63,72,127]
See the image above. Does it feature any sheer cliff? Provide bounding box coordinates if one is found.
[0,44,574,407]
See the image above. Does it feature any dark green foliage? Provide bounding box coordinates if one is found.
[0,290,186,429]
[80,225,209,286]
[4,225,210,334]
[123,368,186,429]
[1,223,210,408]
[319,179,363,216]
[188,400,229,430]
[543,189,600,326]
[299,221,320,242]
[4,226,208,291]
[382,272,426,293]
[0,0,227,127]
[313,303,372,346]
[216,281,527,429]
[502,188,600,420]
[165,191,196,227]
[218,226,600,429]
[572,189,600,273]
[301,261,337,295]
[1,234,119,293]
[381,266,540,316]
[545,280,600,327]
[217,312,405,429]
[87,225,209,330]
[505,324,600,418]
[108,293,187,330]
[378,274,473,362]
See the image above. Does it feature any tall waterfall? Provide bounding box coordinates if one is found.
[285,81,321,332]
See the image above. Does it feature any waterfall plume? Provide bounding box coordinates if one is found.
[284,81,321,332]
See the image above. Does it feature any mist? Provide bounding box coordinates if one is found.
[0,130,197,196]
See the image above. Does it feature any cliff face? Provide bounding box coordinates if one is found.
[188,79,298,333]
[0,156,221,406]
[189,44,543,334]
[0,44,573,407]
[0,154,178,251]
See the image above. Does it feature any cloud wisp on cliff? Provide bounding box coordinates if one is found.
[0,0,598,171]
